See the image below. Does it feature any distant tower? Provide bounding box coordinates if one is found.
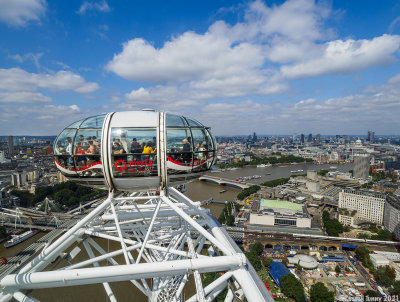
[307,133,312,142]
[253,132,257,142]
[300,134,305,144]
[316,134,321,144]
[367,130,375,143]
[8,135,14,156]
[292,133,297,142]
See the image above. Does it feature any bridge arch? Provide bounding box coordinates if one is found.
[283,244,291,251]
[199,179,220,185]
[319,246,327,251]
[328,246,338,251]
[265,244,273,249]
[301,245,309,250]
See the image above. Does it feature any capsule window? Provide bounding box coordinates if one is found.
[110,128,158,177]
[73,129,103,177]
[166,114,187,127]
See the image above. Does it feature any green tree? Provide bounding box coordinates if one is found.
[391,281,400,295]
[280,274,305,302]
[237,185,261,200]
[309,282,334,302]
[202,272,227,301]
[251,242,264,256]
[363,290,381,301]
[246,252,261,271]
[263,257,273,268]
[335,264,341,274]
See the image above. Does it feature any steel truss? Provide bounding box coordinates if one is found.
[0,188,271,302]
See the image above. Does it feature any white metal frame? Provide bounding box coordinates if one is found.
[0,188,272,301]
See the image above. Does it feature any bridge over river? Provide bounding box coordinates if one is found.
[198,175,252,190]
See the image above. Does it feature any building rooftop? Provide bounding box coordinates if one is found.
[269,262,291,287]
[342,188,385,200]
[260,199,303,212]
[370,254,389,263]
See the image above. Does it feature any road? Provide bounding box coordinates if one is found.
[343,250,373,290]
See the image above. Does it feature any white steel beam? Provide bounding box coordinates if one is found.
[1,256,242,290]
[161,196,232,256]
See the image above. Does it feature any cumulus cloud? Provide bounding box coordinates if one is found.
[77,0,110,14]
[0,68,100,103]
[108,0,400,117]
[8,52,43,69]
[281,35,400,78]
[0,0,46,27]
[0,104,89,135]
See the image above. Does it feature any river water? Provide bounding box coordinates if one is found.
[0,163,352,301]
[185,162,353,217]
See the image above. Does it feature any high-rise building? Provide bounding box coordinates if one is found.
[316,134,321,144]
[353,155,370,180]
[11,171,27,187]
[338,189,385,226]
[384,195,400,240]
[0,151,5,163]
[8,135,14,156]
[307,133,312,142]
[292,133,297,142]
[300,134,305,144]
[367,130,375,143]
[252,132,257,142]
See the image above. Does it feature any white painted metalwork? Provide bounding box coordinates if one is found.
[0,189,272,301]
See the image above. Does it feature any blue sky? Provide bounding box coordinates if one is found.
[0,0,400,136]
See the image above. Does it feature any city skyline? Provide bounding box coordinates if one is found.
[1,0,400,135]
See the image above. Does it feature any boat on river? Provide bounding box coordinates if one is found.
[4,230,38,248]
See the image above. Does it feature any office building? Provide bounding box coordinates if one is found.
[307,133,312,142]
[249,199,311,228]
[316,134,321,144]
[367,131,375,143]
[384,195,400,240]
[300,134,305,144]
[353,155,370,180]
[370,254,389,268]
[8,135,14,156]
[11,171,27,187]
[338,189,385,226]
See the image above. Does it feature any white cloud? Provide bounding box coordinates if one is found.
[0,0,46,27]
[9,52,43,69]
[198,74,400,135]
[389,16,400,33]
[0,91,51,103]
[109,0,400,116]
[0,104,89,135]
[77,0,110,14]
[281,35,400,78]
[106,34,265,83]
[0,68,100,103]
